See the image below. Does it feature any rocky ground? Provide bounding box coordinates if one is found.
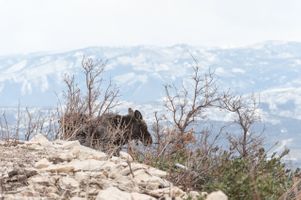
[0,134,227,200]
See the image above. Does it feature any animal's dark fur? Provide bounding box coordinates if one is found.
[59,108,152,154]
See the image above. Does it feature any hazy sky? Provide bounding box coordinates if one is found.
[0,0,300,54]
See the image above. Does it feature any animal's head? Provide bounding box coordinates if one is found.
[129,109,152,146]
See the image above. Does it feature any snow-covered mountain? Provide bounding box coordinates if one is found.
[0,41,301,166]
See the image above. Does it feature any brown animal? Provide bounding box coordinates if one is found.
[59,108,152,154]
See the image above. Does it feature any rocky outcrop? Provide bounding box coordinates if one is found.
[0,134,227,200]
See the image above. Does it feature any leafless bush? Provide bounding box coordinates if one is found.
[220,93,263,158]
[0,112,15,143]
[23,108,59,141]
[0,106,59,144]
[59,56,120,151]
[127,57,276,194]
[120,60,227,191]
[0,103,22,144]
[164,61,220,136]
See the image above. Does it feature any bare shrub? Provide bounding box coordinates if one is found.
[163,61,220,147]
[0,111,15,144]
[125,60,226,190]
[23,108,59,141]
[127,57,292,199]
[58,57,155,156]
[59,56,119,146]
[0,106,59,144]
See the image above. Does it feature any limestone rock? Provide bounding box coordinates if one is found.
[71,145,107,160]
[43,163,75,173]
[147,187,187,199]
[70,197,86,200]
[206,191,228,200]
[189,191,202,199]
[35,158,51,169]
[131,192,156,200]
[60,140,81,149]
[48,152,75,163]
[147,167,167,178]
[96,187,131,200]
[29,175,52,186]
[114,175,140,192]
[69,159,115,171]
[119,151,133,162]
[59,176,79,189]
[29,133,51,146]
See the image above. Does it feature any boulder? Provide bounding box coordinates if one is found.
[35,158,51,169]
[147,187,187,199]
[147,167,167,178]
[29,134,51,146]
[69,159,116,171]
[43,163,75,173]
[60,140,81,149]
[70,145,107,160]
[131,192,156,200]
[59,176,79,190]
[96,187,131,200]
[114,175,140,192]
[206,191,228,200]
[48,152,75,163]
[188,191,202,199]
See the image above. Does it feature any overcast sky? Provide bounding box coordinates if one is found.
[0,0,300,54]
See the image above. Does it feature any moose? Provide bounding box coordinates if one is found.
[59,108,152,154]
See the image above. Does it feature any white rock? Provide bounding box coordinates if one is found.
[61,140,81,149]
[29,175,51,185]
[131,192,156,200]
[133,169,170,190]
[35,158,51,169]
[206,191,228,200]
[201,192,209,198]
[49,152,75,163]
[59,176,79,189]
[148,187,186,199]
[74,171,90,182]
[189,191,202,199]
[147,167,167,178]
[118,161,129,168]
[114,176,139,192]
[29,134,51,146]
[43,164,75,173]
[110,156,121,163]
[146,176,170,190]
[119,151,133,162]
[26,143,45,150]
[71,145,107,160]
[133,169,152,182]
[120,163,147,176]
[96,187,131,200]
[69,159,115,171]
[70,197,86,200]
[108,164,126,179]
